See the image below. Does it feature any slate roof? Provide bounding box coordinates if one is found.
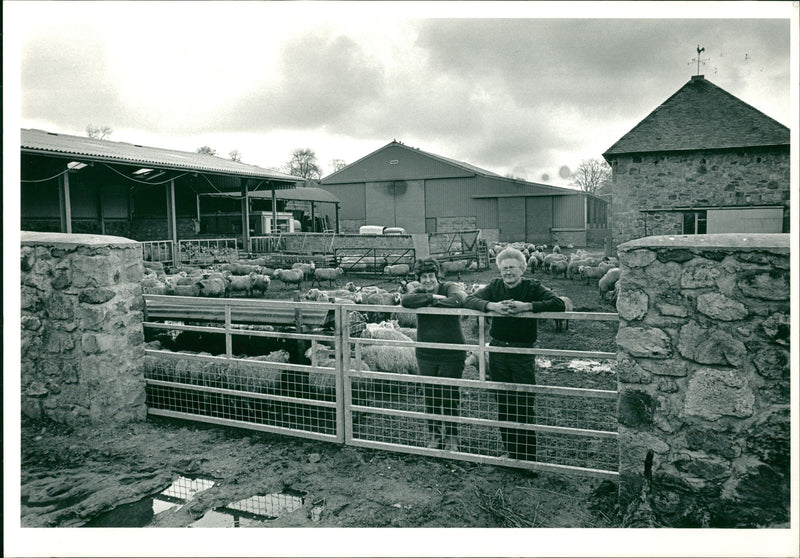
[603,76,790,157]
[21,128,301,182]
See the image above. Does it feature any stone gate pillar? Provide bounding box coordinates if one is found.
[615,234,790,527]
[20,232,147,424]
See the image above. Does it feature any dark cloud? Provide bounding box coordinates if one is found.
[222,34,385,131]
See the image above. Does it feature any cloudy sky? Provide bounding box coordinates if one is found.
[6,2,796,188]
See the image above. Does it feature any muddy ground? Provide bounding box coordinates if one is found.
[19,253,623,530]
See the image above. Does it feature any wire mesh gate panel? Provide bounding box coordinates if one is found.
[142,297,619,478]
[341,305,619,479]
[143,296,345,443]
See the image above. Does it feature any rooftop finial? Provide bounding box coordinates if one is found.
[690,44,708,76]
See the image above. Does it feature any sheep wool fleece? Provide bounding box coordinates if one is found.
[401,282,467,361]
[464,277,565,344]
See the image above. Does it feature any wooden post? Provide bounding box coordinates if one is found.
[310,201,316,233]
[335,203,340,233]
[271,187,278,234]
[241,179,250,252]
[166,179,178,262]
[59,172,72,233]
[98,186,106,235]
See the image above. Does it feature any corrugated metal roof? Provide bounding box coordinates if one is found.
[205,187,341,203]
[21,128,302,182]
[603,76,790,157]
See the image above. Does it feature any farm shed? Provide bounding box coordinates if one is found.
[318,141,608,247]
[202,187,342,234]
[20,128,301,248]
[603,75,791,247]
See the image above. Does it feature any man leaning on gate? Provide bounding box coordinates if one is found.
[463,247,565,461]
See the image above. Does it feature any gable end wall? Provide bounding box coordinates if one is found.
[610,148,790,246]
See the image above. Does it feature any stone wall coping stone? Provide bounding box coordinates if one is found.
[618,234,789,253]
[21,232,139,247]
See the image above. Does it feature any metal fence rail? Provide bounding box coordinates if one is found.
[142,297,619,478]
[143,298,345,443]
[178,238,239,265]
[141,240,175,265]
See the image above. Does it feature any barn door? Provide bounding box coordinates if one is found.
[498,197,525,242]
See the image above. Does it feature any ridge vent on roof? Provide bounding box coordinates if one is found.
[47,132,58,136]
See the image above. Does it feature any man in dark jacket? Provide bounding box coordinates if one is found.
[401,257,467,452]
[464,247,565,461]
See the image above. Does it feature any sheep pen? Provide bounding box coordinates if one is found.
[21,247,626,531]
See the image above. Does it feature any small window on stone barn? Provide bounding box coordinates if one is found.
[682,211,707,234]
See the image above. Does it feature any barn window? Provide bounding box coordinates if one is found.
[682,211,707,234]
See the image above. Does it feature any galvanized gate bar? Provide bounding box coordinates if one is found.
[143,296,620,477]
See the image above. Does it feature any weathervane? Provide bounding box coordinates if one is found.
[690,44,708,76]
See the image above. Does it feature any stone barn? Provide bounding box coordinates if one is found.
[318,141,608,247]
[603,75,790,247]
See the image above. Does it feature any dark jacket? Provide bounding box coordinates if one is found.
[463,278,565,344]
[401,281,467,361]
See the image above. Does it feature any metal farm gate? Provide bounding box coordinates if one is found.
[142,296,619,478]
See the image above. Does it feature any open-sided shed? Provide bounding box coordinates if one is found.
[20,128,302,248]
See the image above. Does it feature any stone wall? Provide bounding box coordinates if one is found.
[615,233,790,527]
[20,232,147,425]
[611,148,790,247]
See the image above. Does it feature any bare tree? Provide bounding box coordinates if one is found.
[329,158,347,173]
[285,148,322,180]
[196,146,217,156]
[86,124,113,140]
[571,158,611,195]
[229,149,242,162]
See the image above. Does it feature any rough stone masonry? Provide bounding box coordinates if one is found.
[20,232,147,424]
[616,233,790,527]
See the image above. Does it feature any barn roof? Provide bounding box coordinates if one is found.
[205,187,341,204]
[21,128,301,182]
[603,75,790,157]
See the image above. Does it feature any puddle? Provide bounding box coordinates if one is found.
[83,475,216,527]
[190,488,307,527]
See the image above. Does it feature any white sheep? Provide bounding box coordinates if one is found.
[196,277,227,297]
[599,268,621,301]
[441,260,468,276]
[226,274,255,297]
[272,268,304,287]
[220,262,266,276]
[383,264,411,277]
[580,265,607,285]
[291,261,316,279]
[359,323,418,374]
[313,267,344,287]
[551,260,568,278]
[141,275,168,295]
[552,244,561,254]
[467,261,478,272]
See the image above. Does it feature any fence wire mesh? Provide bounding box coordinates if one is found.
[143,296,619,477]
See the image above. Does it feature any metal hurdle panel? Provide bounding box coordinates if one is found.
[178,238,239,265]
[340,304,620,479]
[142,297,619,478]
[143,297,344,443]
